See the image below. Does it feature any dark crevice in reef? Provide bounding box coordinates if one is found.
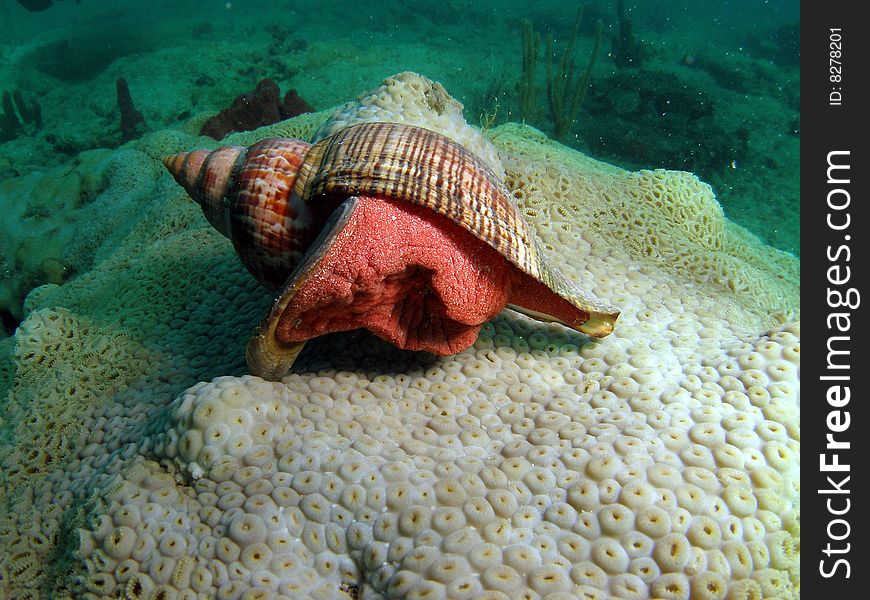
[1,310,21,337]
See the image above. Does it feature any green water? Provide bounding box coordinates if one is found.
[1,0,799,254]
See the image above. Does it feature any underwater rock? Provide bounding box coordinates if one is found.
[611,0,647,68]
[745,22,800,68]
[16,0,54,11]
[0,90,42,142]
[199,79,314,141]
[22,29,145,83]
[583,69,736,174]
[116,77,148,143]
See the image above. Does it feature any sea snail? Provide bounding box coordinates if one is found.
[164,122,619,379]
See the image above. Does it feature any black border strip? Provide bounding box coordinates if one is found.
[803,2,868,595]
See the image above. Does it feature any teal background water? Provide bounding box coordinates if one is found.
[1,0,799,251]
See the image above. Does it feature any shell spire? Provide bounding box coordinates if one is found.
[163,146,245,237]
[163,138,318,289]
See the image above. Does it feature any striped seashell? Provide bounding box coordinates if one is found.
[164,122,619,378]
[295,123,618,332]
[164,138,315,289]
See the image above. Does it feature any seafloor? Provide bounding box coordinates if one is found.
[1,1,798,598]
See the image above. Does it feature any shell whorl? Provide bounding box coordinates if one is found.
[164,138,316,289]
[295,122,541,279]
[294,122,618,336]
[162,147,243,236]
